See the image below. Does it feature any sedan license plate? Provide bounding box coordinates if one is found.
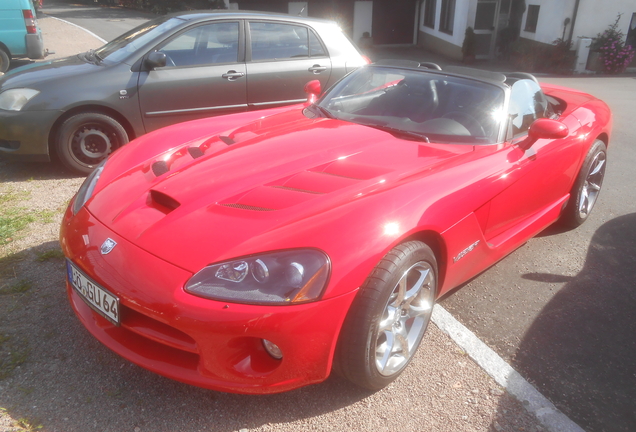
[67,260,120,325]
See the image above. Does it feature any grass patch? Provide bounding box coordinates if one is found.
[0,279,32,296]
[0,188,62,247]
[0,209,36,246]
[14,417,43,432]
[36,249,65,262]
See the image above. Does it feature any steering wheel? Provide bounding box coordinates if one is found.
[441,111,486,136]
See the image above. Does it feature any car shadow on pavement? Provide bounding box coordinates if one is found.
[0,160,85,181]
[509,213,636,432]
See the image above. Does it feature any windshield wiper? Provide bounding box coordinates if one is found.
[368,124,430,142]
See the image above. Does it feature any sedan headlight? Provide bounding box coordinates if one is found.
[185,249,331,305]
[72,159,107,215]
[0,88,40,111]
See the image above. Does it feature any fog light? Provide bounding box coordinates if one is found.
[262,339,283,360]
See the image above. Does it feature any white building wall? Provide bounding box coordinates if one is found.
[288,2,308,17]
[519,0,636,46]
[418,0,471,48]
[519,0,575,44]
[571,0,636,42]
[353,1,374,43]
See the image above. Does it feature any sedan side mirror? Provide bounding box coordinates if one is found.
[519,118,569,150]
[304,80,322,104]
[145,51,167,70]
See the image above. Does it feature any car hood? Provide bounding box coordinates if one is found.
[87,109,474,271]
[0,55,101,90]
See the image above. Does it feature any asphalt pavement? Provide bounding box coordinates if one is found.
[3,3,634,432]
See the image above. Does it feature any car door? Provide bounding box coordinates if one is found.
[481,79,583,241]
[138,20,247,132]
[245,21,332,109]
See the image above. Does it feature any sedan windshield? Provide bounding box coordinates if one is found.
[317,66,505,144]
[94,16,185,64]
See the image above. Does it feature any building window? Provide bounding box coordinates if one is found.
[439,0,456,35]
[524,5,540,33]
[423,0,436,29]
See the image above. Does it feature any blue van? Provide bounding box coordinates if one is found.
[0,0,45,73]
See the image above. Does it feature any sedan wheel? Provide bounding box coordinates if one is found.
[335,241,437,390]
[56,112,128,175]
[0,50,9,73]
[562,139,607,228]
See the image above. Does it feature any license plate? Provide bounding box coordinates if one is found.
[67,260,120,325]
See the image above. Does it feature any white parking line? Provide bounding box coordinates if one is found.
[47,16,108,44]
[432,305,585,432]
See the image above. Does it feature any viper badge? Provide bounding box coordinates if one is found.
[100,238,117,255]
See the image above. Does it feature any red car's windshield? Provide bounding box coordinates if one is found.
[317,66,506,144]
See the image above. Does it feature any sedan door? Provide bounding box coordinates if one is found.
[245,21,332,109]
[138,21,247,132]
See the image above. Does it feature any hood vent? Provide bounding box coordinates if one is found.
[149,190,181,213]
[152,160,169,177]
[187,147,205,159]
[272,185,324,195]
[220,203,274,212]
[220,135,235,145]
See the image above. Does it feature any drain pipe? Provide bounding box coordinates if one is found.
[568,0,581,44]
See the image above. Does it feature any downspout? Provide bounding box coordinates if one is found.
[415,0,424,45]
[568,0,581,44]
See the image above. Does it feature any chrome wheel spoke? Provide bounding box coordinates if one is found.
[375,261,435,376]
[375,330,396,373]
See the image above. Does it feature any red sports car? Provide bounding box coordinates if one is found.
[60,62,611,394]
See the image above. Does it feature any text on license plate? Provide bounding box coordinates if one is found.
[67,260,120,325]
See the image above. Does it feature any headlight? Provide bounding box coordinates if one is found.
[72,159,107,215]
[185,249,331,305]
[0,88,40,111]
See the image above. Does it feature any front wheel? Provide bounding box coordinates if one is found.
[561,139,607,228]
[335,241,437,390]
[56,112,128,175]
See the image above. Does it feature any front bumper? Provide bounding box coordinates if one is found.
[0,109,61,161]
[60,204,356,394]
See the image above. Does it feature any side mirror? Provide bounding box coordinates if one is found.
[304,80,321,104]
[145,51,167,70]
[519,118,569,150]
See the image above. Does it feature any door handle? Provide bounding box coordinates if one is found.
[308,65,327,74]
[222,70,245,81]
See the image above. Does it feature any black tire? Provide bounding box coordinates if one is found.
[335,241,437,390]
[56,112,128,175]
[0,49,10,73]
[561,139,607,228]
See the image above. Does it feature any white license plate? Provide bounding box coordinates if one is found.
[67,260,120,325]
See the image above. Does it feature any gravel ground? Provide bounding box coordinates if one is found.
[0,14,548,432]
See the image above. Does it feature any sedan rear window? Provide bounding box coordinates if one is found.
[249,22,326,61]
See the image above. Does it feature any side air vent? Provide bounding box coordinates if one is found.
[188,147,205,159]
[152,160,169,177]
[220,203,274,212]
[149,190,181,213]
[272,186,324,195]
[220,136,235,145]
